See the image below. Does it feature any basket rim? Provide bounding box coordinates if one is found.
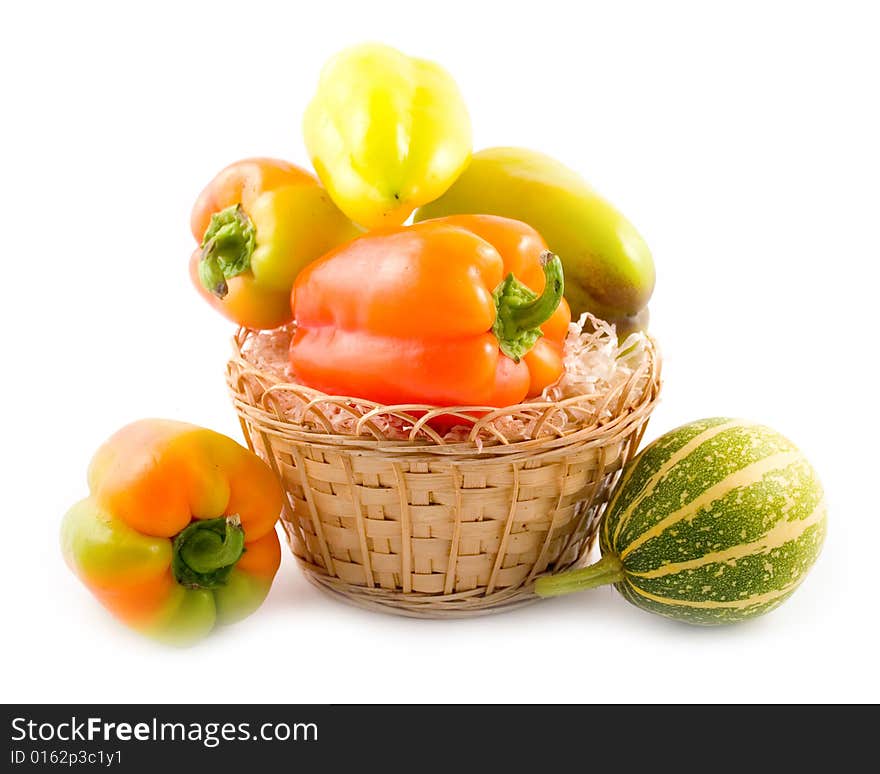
[230,391,658,459]
[227,324,662,456]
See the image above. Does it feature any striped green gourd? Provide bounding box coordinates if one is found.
[536,417,826,625]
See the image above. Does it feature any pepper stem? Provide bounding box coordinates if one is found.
[534,554,625,597]
[492,251,564,362]
[171,515,245,590]
[198,204,257,299]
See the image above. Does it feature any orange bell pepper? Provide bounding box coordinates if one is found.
[289,214,571,407]
[190,158,360,330]
[61,420,283,645]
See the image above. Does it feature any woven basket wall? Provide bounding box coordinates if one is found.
[227,329,661,618]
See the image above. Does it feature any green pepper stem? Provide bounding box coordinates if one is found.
[171,515,245,590]
[198,204,257,299]
[534,554,625,597]
[492,251,564,362]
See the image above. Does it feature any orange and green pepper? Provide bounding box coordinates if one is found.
[289,214,570,407]
[190,157,359,330]
[61,420,283,646]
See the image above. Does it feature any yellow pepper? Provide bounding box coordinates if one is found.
[303,43,472,228]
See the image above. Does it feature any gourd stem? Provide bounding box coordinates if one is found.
[535,554,625,597]
[492,251,564,362]
[171,515,245,590]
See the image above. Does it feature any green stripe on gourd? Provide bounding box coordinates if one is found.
[537,418,827,626]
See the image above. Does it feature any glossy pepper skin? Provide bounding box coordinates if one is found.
[303,43,472,229]
[190,158,360,330]
[61,420,283,646]
[289,215,570,407]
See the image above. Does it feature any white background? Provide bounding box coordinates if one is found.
[3,0,878,703]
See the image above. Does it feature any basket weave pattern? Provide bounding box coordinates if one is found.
[227,330,661,617]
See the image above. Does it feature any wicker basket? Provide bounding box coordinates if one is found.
[227,327,661,618]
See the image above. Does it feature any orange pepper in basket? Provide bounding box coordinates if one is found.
[289,214,571,408]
